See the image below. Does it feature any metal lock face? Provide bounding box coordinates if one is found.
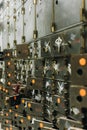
[27,77,43,90]
[5,72,15,82]
[6,79,12,87]
[3,118,12,125]
[70,85,87,108]
[58,117,83,130]
[8,94,22,107]
[12,104,23,113]
[53,95,69,115]
[41,37,52,57]
[16,44,29,59]
[4,49,13,60]
[70,85,87,121]
[6,76,15,86]
[15,115,27,127]
[25,101,43,117]
[5,60,15,71]
[35,59,44,77]
[4,111,12,120]
[71,54,87,85]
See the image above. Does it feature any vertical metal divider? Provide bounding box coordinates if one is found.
[33,0,38,40]
[51,0,56,32]
[21,0,26,43]
[7,1,10,49]
[13,0,17,47]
